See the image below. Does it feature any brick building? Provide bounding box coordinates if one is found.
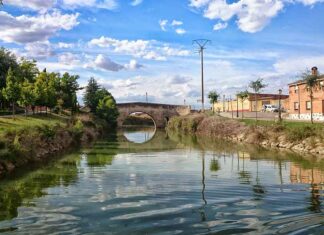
[288,67,324,121]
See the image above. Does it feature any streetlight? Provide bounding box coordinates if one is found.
[278,89,282,122]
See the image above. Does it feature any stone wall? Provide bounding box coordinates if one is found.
[289,113,324,121]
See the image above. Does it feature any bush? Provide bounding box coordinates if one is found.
[37,125,56,140]
[286,126,315,142]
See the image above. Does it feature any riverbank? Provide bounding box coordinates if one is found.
[167,114,324,158]
[0,113,110,178]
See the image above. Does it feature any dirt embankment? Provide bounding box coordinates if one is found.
[0,114,109,178]
[167,114,324,158]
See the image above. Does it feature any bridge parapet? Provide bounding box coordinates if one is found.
[117,102,191,128]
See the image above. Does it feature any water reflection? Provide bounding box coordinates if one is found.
[123,126,156,144]
[0,131,323,234]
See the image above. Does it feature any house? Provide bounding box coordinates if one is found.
[213,93,289,113]
[288,67,324,121]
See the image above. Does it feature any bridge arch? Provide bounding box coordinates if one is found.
[121,111,157,129]
[117,102,191,128]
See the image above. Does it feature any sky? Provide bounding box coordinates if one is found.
[1,0,324,108]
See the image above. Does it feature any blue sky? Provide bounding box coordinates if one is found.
[1,0,324,107]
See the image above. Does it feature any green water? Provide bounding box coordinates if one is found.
[0,128,323,234]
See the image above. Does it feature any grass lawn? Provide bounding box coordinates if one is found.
[239,118,324,130]
[0,114,69,134]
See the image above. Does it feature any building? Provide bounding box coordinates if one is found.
[288,67,324,121]
[213,93,289,113]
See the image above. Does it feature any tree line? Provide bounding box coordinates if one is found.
[0,47,80,115]
[0,47,118,125]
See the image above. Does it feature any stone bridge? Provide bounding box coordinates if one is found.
[117,102,191,128]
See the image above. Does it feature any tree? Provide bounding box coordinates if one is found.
[302,69,319,124]
[236,90,249,119]
[18,58,38,83]
[96,94,119,127]
[83,77,100,113]
[2,68,21,115]
[18,80,36,116]
[33,71,59,113]
[60,72,79,112]
[0,48,19,109]
[208,91,219,114]
[249,79,267,121]
[0,48,18,89]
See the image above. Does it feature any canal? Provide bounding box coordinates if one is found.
[0,127,323,234]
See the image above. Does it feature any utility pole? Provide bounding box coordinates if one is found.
[193,39,211,112]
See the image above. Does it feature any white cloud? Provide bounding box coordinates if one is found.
[6,0,55,11]
[125,59,144,70]
[58,52,80,65]
[94,54,124,72]
[0,10,79,43]
[273,56,324,75]
[89,36,190,60]
[131,0,143,6]
[175,28,186,35]
[213,21,227,30]
[62,0,118,10]
[85,54,143,72]
[24,41,55,59]
[159,19,168,31]
[162,46,190,56]
[189,0,211,8]
[189,0,322,33]
[171,20,183,26]
[160,19,187,34]
[57,42,75,48]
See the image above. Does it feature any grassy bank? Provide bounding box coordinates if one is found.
[0,114,67,134]
[167,114,324,157]
[0,113,110,177]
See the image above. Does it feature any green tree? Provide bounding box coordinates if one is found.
[96,94,119,127]
[0,48,19,108]
[2,68,21,115]
[60,72,79,112]
[18,58,38,83]
[302,69,319,124]
[33,71,59,113]
[83,77,100,113]
[236,90,249,119]
[18,80,36,116]
[208,90,219,114]
[249,79,267,121]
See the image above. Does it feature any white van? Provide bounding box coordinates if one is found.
[262,104,279,112]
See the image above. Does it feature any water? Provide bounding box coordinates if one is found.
[0,129,323,234]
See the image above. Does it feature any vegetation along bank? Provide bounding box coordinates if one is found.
[0,47,119,177]
[167,114,324,158]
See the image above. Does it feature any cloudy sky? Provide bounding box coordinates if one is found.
[1,0,324,107]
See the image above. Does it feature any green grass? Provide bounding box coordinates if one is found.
[240,118,323,129]
[240,118,324,142]
[0,114,68,134]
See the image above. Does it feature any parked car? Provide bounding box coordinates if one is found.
[262,104,279,112]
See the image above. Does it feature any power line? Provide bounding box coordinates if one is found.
[193,39,211,112]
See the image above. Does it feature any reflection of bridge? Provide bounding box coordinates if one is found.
[117,102,191,128]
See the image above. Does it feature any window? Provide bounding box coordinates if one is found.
[294,85,298,93]
[306,101,311,110]
[294,102,299,110]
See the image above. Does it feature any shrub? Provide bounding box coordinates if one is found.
[38,125,56,140]
[286,126,315,142]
